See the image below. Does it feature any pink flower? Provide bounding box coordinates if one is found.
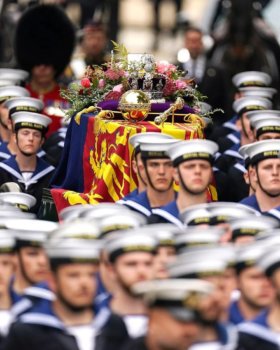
[113,84,123,93]
[163,79,177,96]
[156,61,176,76]
[175,79,187,90]
[104,68,125,80]
[98,79,105,89]
[81,77,91,88]
[104,91,123,101]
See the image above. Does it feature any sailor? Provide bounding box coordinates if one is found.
[174,226,224,252]
[209,71,272,143]
[237,237,280,350]
[3,218,57,304]
[104,229,158,338]
[0,68,29,87]
[0,96,45,162]
[149,139,218,227]
[215,96,272,173]
[229,242,275,325]
[167,246,238,349]
[120,132,173,202]
[229,216,279,244]
[122,135,179,217]
[250,113,280,141]
[0,112,54,214]
[0,231,16,346]
[0,86,30,144]
[238,140,280,213]
[4,234,129,350]
[121,278,214,350]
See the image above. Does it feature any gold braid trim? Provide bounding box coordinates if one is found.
[183,114,206,128]
[74,106,100,125]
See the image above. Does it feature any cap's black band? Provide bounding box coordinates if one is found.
[9,106,40,118]
[250,151,280,166]
[173,153,213,167]
[109,246,157,263]
[175,241,211,253]
[238,105,266,116]
[232,228,260,241]
[235,260,256,274]
[14,122,47,133]
[0,247,14,254]
[175,270,223,279]
[256,126,280,138]
[188,217,211,226]
[239,81,267,88]
[158,239,174,247]
[15,240,43,249]
[101,224,135,236]
[50,257,99,269]
[141,150,168,159]
[210,215,229,225]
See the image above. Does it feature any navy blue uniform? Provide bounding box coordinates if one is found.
[237,310,279,350]
[0,156,54,214]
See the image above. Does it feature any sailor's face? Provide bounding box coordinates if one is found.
[53,263,99,310]
[144,159,174,192]
[0,105,9,128]
[177,160,212,194]
[17,246,49,285]
[149,308,201,350]
[0,254,14,294]
[112,252,155,290]
[238,266,275,309]
[241,113,254,142]
[153,246,176,279]
[258,132,280,141]
[254,159,280,196]
[198,274,225,321]
[16,128,43,155]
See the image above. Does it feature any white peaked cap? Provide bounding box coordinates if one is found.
[166,139,218,166]
[60,204,96,222]
[251,118,280,130]
[80,202,131,220]
[139,138,180,153]
[0,230,15,251]
[50,220,101,240]
[0,192,36,210]
[0,69,29,81]
[239,87,276,99]
[4,219,58,232]
[12,112,52,128]
[129,132,174,148]
[4,97,44,111]
[233,97,272,114]
[247,110,280,121]
[99,211,147,235]
[239,140,280,164]
[0,86,30,101]
[232,71,272,87]
[45,237,102,261]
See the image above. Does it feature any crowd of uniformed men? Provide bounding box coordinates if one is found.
[0,2,280,350]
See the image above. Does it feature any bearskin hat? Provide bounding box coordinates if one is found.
[14,4,76,77]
